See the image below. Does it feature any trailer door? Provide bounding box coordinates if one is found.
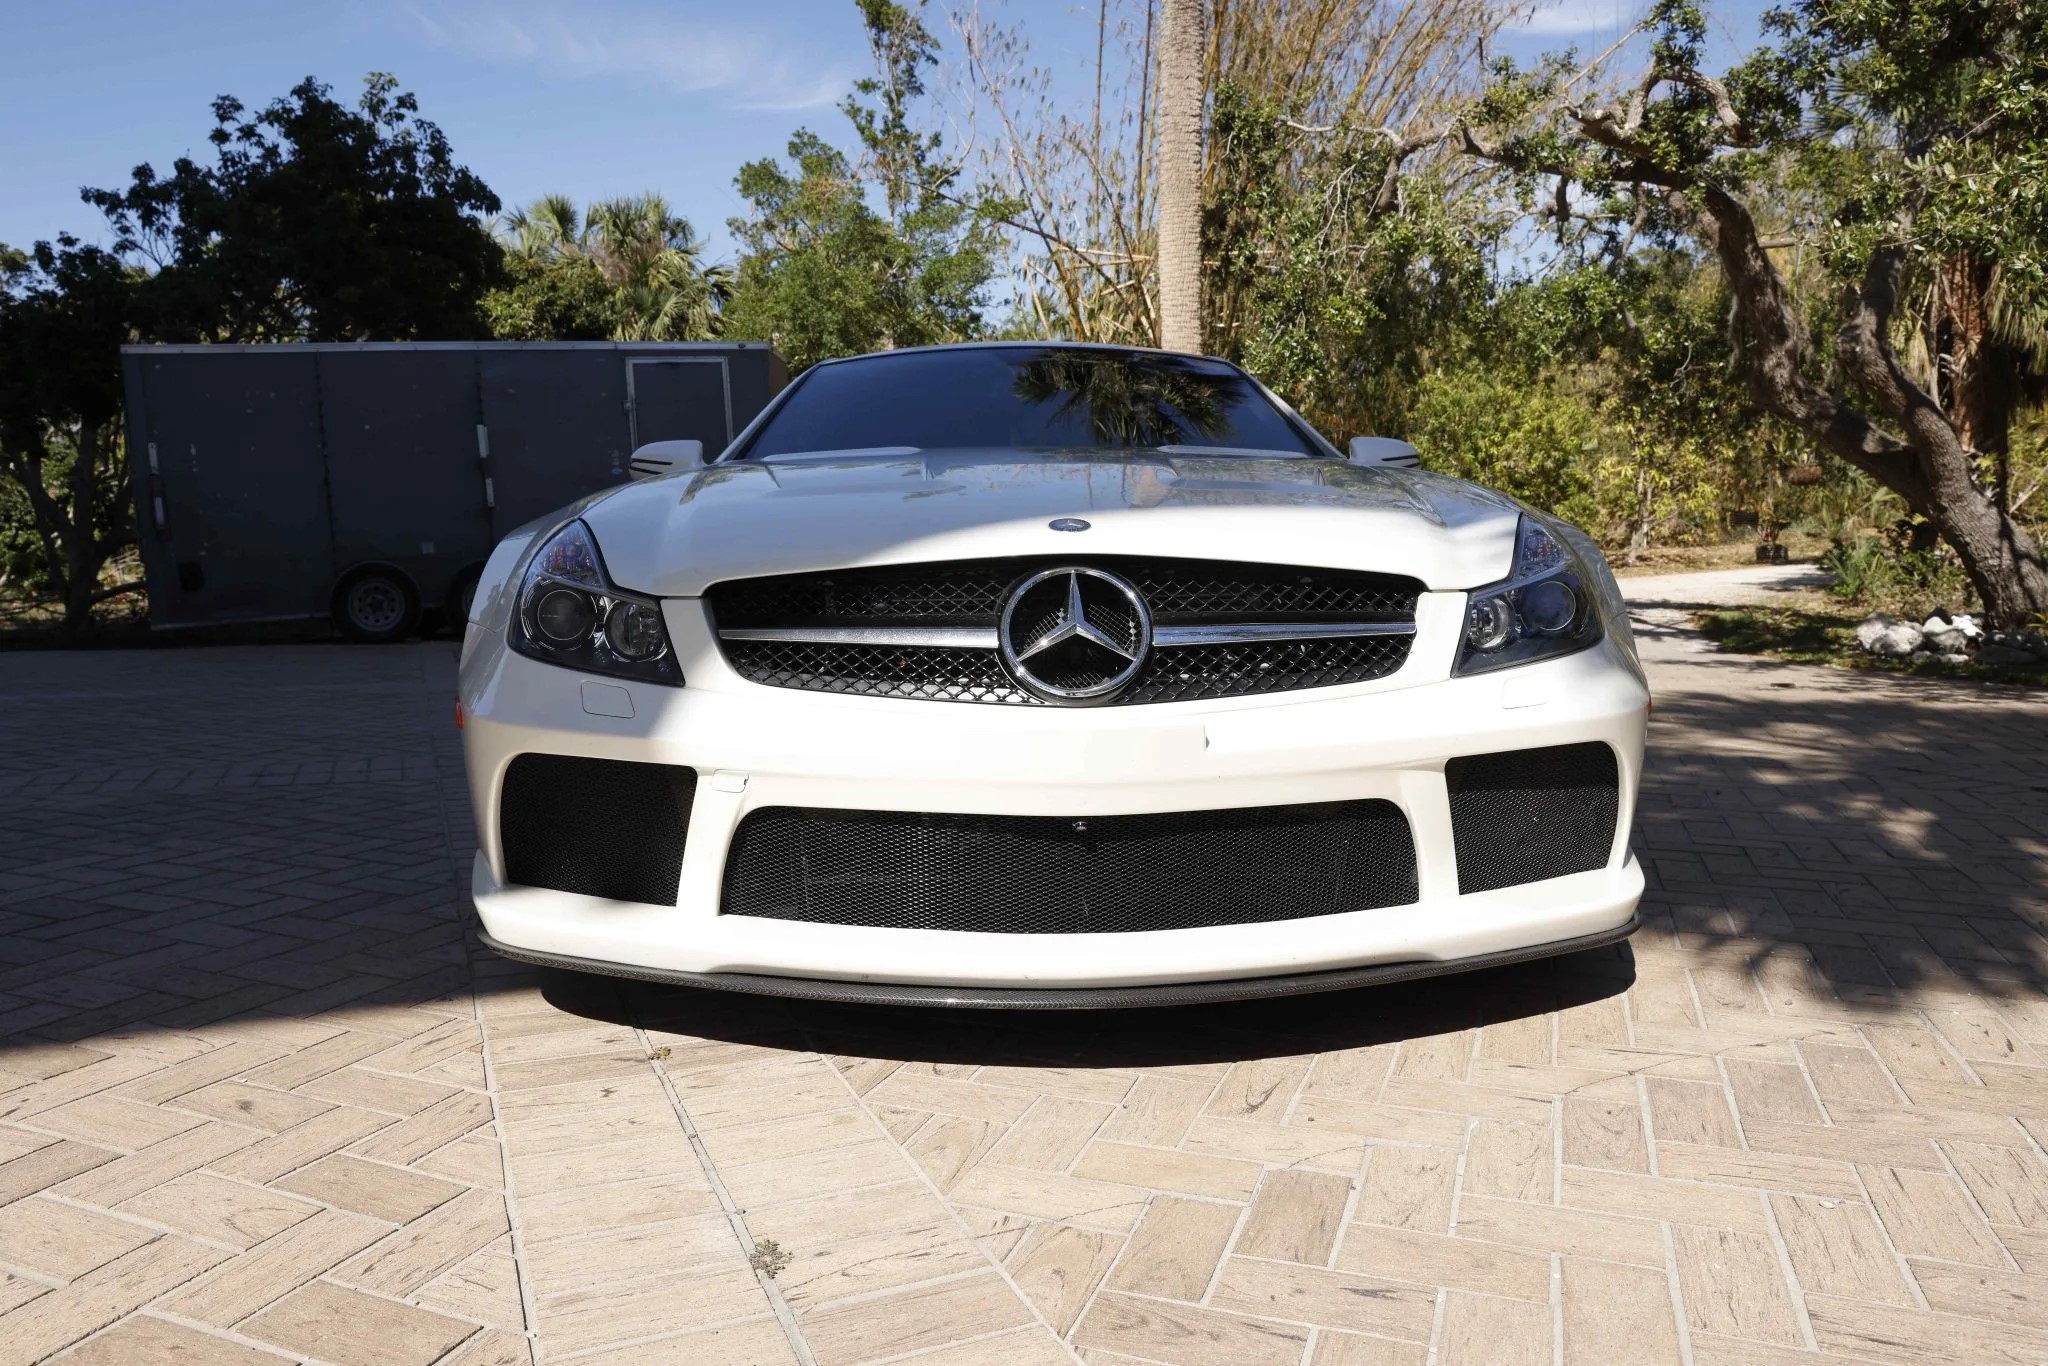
[479,349,631,536]
[321,348,494,611]
[137,349,332,625]
[627,357,732,453]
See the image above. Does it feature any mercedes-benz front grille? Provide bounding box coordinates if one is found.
[708,557,1424,706]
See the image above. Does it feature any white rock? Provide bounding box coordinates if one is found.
[1925,627,1969,653]
[1855,613,1894,650]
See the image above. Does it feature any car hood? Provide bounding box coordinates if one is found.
[581,449,1523,596]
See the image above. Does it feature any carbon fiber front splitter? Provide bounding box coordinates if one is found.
[475,914,1638,1010]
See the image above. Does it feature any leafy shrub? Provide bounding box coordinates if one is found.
[1821,525,1973,615]
[1409,368,1599,526]
[0,474,42,597]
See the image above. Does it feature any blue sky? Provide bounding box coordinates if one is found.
[1,0,1771,266]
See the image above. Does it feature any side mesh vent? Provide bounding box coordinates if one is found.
[499,754,695,905]
[1446,742,1618,894]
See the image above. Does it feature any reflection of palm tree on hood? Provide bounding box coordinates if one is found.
[1009,352,1232,447]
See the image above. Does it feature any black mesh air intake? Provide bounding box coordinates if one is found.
[499,754,696,905]
[721,800,1417,933]
[1445,742,1618,893]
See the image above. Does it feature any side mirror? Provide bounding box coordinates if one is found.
[628,439,705,479]
[1348,436,1421,469]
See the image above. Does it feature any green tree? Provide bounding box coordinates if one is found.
[722,0,998,370]
[2,73,505,631]
[0,239,142,629]
[1205,80,1497,442]
[1491,257,1771,552]
[490,193,731,341]
[86,73,502,342]
[1410,369,1600,528]
[480,251,616,341]
[950,0,1500,349]
[1449,0,2048,624]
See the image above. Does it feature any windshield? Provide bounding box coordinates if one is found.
[731,346,1326,460]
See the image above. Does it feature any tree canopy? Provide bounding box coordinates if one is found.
[0,238,142,623]
[2,72,508,630]
[486,193,729,342]
[1445,0,2048,621]
[721,0,999,370]
[86,73,503,342]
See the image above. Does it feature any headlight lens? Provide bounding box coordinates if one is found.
[605,599,666,661]
[511,521,682,685]
[535,587,596,642]
[1465,595,1515,651]
[1519,578,1579,635]
[1453,516,1605,676]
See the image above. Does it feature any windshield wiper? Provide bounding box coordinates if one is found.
[1156,444,1313,459]
[755,446,923,462]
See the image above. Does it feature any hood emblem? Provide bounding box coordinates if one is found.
[1048,517,1091,532]
[999,567,1151,703]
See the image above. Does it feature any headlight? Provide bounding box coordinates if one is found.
[510,521,682,686]
[1453,516,1606,676]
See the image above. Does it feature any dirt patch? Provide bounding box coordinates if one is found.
[1609,532,1829,577]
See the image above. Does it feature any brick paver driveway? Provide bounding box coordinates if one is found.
[1,604,2045,1365]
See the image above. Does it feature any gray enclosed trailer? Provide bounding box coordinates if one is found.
[123,341,786,637]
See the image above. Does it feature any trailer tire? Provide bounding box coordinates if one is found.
[334,569,420,643]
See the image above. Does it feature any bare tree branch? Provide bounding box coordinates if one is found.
[1665,68,1755,145]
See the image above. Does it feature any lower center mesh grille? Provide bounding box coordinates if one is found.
[721,801,1417,933]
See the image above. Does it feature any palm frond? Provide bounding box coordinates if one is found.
[1987,265,2048,368]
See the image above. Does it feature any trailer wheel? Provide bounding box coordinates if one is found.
[334,569,420,643]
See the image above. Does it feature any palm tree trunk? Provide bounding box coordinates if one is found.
[1155,0,1207,354]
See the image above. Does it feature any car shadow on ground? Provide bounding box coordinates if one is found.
[1,640,2043,1066]
[520,651,2048,1064]
[538,942,1637,1069]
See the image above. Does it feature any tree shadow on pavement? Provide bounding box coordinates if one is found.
[1636,665,2048,1005]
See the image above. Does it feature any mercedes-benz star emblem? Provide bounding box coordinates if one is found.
[998,567,1151,703]
[1048,518,1090,532]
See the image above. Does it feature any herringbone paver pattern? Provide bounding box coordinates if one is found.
[0,615,2043,1363]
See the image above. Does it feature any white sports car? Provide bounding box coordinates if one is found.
[457,342,1648,1007]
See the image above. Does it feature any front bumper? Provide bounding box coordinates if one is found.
[460,599,1649,1000]
[473,913,1640,1009]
